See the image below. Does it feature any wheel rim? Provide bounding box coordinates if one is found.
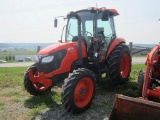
[74,77,94,108]
[120,53,130,78]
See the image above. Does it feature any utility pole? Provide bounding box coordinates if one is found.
[129,42,133,58]
[37,46,41,53]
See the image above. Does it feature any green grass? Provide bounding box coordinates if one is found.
[11,97,21,103]
[29,109,40,116]
[24,92,61,116]
[0,102,5,106]
[0,66,61,118]
[0,67,27,88]
[0,66,62,116]
[0,102,6,111]
[24,92,59,109]
[0,64,146,119]
[0,90,21,97]
[130,64,145,79]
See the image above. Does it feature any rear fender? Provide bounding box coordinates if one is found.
[106,38,125,59]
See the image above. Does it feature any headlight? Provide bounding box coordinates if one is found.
[41,56,54,63]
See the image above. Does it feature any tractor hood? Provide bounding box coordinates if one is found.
[34,42,86,74]
[38,42,74,55]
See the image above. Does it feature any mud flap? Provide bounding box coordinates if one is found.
[109,94,160,120]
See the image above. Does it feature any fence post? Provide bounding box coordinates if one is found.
[37,46,41,53]
[129,42,132,57]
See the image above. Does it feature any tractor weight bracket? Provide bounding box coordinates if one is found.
[28,70,52,91]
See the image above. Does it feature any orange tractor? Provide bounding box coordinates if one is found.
[24,7,131,113]
[109,45,160,120]
[137,45,160,99]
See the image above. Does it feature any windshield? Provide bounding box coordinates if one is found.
[66,11,95,42]
[65,10,115,43]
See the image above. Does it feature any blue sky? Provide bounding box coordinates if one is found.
[0,0,160,44]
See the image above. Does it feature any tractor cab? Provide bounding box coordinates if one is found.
[55,7,119,63]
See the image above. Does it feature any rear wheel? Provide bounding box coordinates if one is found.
[108,44,131,85]
[137,70,145,97]
[61,68,95,114]
[24,65,44,96]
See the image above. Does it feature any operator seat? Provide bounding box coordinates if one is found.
[87,28,104,62]
[97,27,104,34]
[87,40,101,62]
[97,27,105,42]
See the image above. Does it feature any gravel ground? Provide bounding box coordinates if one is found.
[32,87,116,120]
[0,85,116,120]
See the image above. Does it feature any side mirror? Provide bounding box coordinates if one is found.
[54,18,58,28]
[102,10,109,21]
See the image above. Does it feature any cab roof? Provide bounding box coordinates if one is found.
[74,7,119,16]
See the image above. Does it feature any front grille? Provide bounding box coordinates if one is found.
[36,49,67,74]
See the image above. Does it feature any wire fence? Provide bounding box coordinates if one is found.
[128,42,153,56]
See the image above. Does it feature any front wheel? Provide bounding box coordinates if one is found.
[108,44,131,85]
[61,68,95,114]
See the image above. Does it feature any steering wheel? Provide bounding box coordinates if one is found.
[105,34,114,39]
[81,31,92,36]
[71,31,92,42]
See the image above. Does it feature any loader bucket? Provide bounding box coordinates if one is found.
[109,94,160,120]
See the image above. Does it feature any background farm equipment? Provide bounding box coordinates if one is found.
[109,94,160,120]
[109,44,160,120]
[137,45,160,99]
